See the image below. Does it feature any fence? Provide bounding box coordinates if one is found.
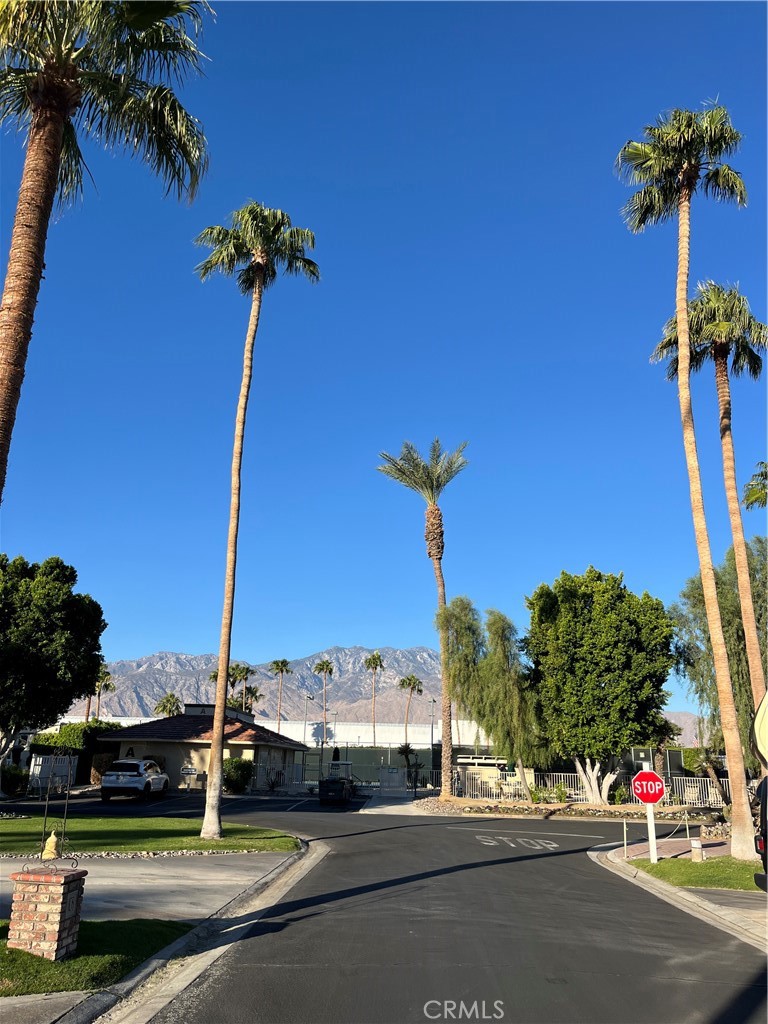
[27,754,78,796]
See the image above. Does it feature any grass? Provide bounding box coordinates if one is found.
[0,816,300,855]
[0,918,192,996]
[634,856,764,891]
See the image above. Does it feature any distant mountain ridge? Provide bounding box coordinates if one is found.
[73,647,703,740]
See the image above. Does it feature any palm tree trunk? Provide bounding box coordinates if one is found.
[713,350,766,711]
[675,190,754,859]
[95,692,101,721]
[201,271,264,839]
[84,695,92,722]
[405,689,412,744]
[372,669,376,747]
[322,672,327,744]
[276,672,283,734]
[0,107,66,503]
[430,560,453,796]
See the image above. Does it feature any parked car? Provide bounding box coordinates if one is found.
[101,759,170,801]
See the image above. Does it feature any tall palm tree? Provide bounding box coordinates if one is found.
[378,439,468,797]
[313,660,333,744]
[0,1,209,503]
[195,202,318,840]
[227,683,262,714]
[653,282,767,711]
[93,666,114,720]
[743,462,767,510]
[364,651,383,747]
[617,106,754,859]
[229,662,255,713]
[269,659,292,733]
[399,674,423,744]
[154,692,182,717]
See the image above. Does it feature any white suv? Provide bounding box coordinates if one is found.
[101,759,170,802]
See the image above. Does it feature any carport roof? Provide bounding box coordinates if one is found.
[103,714,308,751]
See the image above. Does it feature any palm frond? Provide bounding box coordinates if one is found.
[377,439,468,504]
[620,182,677,232]
[701,164,747,206]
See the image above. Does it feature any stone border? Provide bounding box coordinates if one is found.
[588,841,766,954]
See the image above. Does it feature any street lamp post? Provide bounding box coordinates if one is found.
[303,694,314,746]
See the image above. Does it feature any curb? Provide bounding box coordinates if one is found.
[30,841,312,1024]
[588,841,767,954]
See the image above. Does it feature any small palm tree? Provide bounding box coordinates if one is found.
[0,1,209,502]
[617,105,754,861]
[154,693,182,717]
[364,651,383,747]
[743,462,767,510]
[94,666,114,720]
[399,675,423,744]
[652,282,767,711]
[195,201,318,840]
[378,439,468,795]
[269,659,292,734]
[313,660,334,744]
[227,684,262,714]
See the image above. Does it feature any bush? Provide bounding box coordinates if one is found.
[0,764,30,796]
[31,720,118,754]
[90,753,116,784]
[222,758,253,794]
[611,783,629,805]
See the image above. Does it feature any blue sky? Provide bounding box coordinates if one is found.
[0,2,765,713]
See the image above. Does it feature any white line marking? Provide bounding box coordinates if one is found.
[286,798,310,811]
[445,827,605,838]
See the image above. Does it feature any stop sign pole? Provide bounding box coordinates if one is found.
[632,770,665,864]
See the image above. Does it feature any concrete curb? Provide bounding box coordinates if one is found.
[588,841,767,954]
[17,841,313,1024]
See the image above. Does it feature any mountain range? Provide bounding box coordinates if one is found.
[75,646,703,744]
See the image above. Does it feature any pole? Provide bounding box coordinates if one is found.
[623,818,627,859]
[646,802,658,864]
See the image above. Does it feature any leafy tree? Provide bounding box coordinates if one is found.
[154,693,182,717]
[269,659,292,733]
[93,665,114,719]
[617,105,754,859]
[0,555,106,775]
[399,674,423,744]
[653,282,766,710]
[672,537,766,775]
[364,651,383,747]
[313,660,333,744]
[195,202,318,841]
[377,439,468,795]
[524,568,675,804]
[743,462,767,510]
[0,1,209,502]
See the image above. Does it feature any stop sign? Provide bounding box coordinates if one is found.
[632,770,665,804]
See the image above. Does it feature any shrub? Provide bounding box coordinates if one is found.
[0,764,30,796]
[611,783,629,805]
[553,781,568,803]
[90,753,116,784]
[222,757,253,794]
[31,720,118,754]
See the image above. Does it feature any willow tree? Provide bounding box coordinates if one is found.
[0,0,209,502]
[377,440,468,796]
[617,106,755,859]
[364,650,383,747]
[269,659,292,733]
[653,282,766,711]
[195,203,319,840]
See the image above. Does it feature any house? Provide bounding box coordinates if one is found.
[103,704,308,788]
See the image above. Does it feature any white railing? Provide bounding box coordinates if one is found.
[27,754,78,795]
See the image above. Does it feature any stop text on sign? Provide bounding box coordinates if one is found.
[631,770,665,804]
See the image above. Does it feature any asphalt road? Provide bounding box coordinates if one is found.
[12,794,766,1023]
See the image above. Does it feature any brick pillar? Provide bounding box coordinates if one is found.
[8,868,88,960]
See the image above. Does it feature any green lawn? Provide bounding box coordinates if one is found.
[0,919,192,996]
[0,816,299,855]
[634,856,764,891]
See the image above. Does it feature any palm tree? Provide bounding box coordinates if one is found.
[195,202,319,840]
[313,660,334,744]
[154,693,182,717]
[617,105,754,859]
[229,662,255,713]
[269,659,292,733]
[93,666,114,720]
[227,684,262,714]
[377,439,468,797]
[399,675,423,744]
[364,651,383,747]
[652,282,767,711]
[743,462,767,510]
[0,1,209,503]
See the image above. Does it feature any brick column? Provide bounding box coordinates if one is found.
[8,868,88,960]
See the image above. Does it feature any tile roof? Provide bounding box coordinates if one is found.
[103,714,308,750]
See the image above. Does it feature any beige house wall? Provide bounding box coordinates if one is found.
[117,740,299,788]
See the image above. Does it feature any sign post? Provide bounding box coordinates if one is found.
[631,770,665,864]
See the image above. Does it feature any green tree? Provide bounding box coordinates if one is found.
[269,659,292,733]
[743,462,767,510]
[0,1,209,503]
[377,439,468,796]
[313,659,334,745]
[0,555,106,770]
[399,674,423,744]
[226,683,262,714]
[364,651,383,747]
[93,665,114,720]
[617,105,754,859]
[195,202,318,840]
[525,568,675,804]
[652,282,766,711]
[672,537,766,776]
[154,692,182,717]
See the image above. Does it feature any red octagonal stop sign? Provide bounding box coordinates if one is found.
[632,770,665,804]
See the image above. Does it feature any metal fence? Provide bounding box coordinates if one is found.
[27,754,78,796]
